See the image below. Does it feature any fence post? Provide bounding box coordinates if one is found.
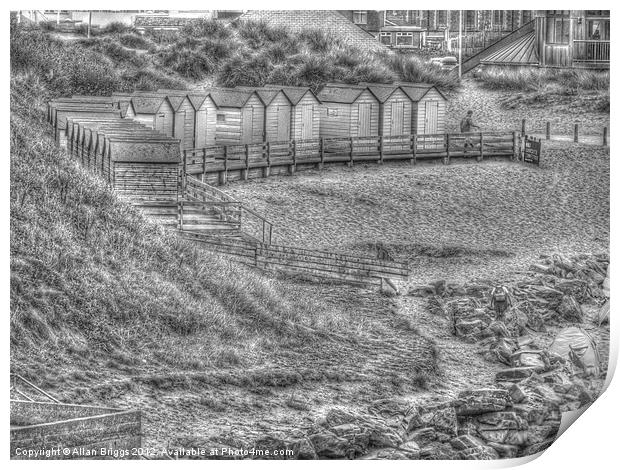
[264,141,271,178]
[219,146,228,185]
[477,132,484,162]
[182,150,187,196]
[512,131,519,161]
[178,200,183,231]
[379,135,384,164]
[411,134,417,165]
[603,127,608,146]
[444,134,450,165]
[319,137,325,169]
[202,148,207,183]
[521,119,526,135]
[244,144,250,181]
[546,122,551,140]
[574,123,579,143]
[290,140,297,175]
[349,137,354,167]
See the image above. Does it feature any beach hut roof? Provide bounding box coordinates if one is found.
[396,82,447,101]
[263,85,320,105]
[130,96,168,114]
[317,84,375,104]
[206,88,265,108]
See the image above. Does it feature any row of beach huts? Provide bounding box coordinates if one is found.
[49,82,447,152]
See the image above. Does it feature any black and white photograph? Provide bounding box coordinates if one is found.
[7,2,614,463]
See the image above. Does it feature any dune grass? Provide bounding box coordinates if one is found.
[475,66,610,92]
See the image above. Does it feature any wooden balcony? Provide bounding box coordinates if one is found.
[573,40,610,64]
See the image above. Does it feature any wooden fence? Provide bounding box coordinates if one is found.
[180,232,409,287]
[183,131,518,186]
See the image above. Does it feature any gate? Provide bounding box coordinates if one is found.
[523,135,541,165]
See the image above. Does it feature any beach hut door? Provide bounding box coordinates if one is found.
[277,105,290,141]
[243,108,254,144]
[301,105,313,139]
[358,103,372,136]
[390,101,405,136]
[424,101,438,134]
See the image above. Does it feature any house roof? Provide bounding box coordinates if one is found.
[317,84,376,104]
[206,88,264,108]
[234,87,289,106]
[480,31,539,66]
[263,85,319,105]
[130,96,168,114]
[396,82,447,101]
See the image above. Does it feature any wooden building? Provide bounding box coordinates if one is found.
[207,88,266,145]
[264,85,322,141]
[535,10,610,69]
[236,87,293,142]
[130,95,175,137]
[160,92,197,150]
[361,84,414,136]
[397,83,447,135]
[317,84,379,138]
[188,94,218,149]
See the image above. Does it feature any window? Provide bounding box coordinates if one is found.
[217,114,226,123]
[380,32,392,46]
[396,32,414,46]
[353,11,367,25]
[546,17,570,44]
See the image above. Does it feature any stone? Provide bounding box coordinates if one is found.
[407,427,436,446]
[419,443,459,460]
[308,431,355,459]
[522,438,555,456]
[450,434,487,451]
[295,438,318,460]
[486,442,520,459]
[502,430,529,447]
[476,411,528,430]
[512,350,547,370]
[421,405,458,436]
[252,435,298,460]
[455,319,487,337]
[495,367,538,382]
[454,389,510,416]
[369,425,403,449]
[509,383,528,403]
[525,423,560,446]
[371,449,411,460]
[457,445,500,460]
[556,295,584,322]
[488,320,511,338]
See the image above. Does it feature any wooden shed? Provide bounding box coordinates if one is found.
[236,87,293,143]
[268,86,322,141]
[158,90,198,150]
[398,83,447,135]
[207,88,266,145]
[130,95,175,137]
[361,83,413,137]
[188,94,218,149]
[316,84,380,138]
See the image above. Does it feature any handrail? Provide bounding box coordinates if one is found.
[11,374,60,403]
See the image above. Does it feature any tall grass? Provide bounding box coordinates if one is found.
[475,66,610,92]
[388,54,460,91]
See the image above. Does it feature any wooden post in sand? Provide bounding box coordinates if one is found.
[546,122,551,140]
[603,127,608,146]
[574,124,579,143]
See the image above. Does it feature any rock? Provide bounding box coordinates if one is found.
[509,383,528,403]
[450,434,487,450]
[525,423,560,446]
[308,431,357,459]
[419,442,459,460]
[407,427,436,446]
[454,389,510,416]
[295,438,318,460]
[476,411,528,430]
[522,438,555,456]
[457,445,500,460]
[486,441,520,459]
[252,435,299,460]
[495,366,538,382]
[556,295,583,322]
[455,319,487,337]
[369,425,403,448]
[488,320,511,338]
[511,350,548,371]
[370,449,412,460]
[420,405,458,436]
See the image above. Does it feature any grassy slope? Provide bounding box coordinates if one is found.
[9,75,361,391]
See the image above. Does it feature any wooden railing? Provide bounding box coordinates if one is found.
[183,175,273,245]
[10,374,60,403]
[180,232,409,287]
[573,40,610,62]
[183,132,518,186]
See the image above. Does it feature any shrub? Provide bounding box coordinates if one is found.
[101,21,135,35]
[388,54,460,91]
[237,20,291,49]
[181,18,231,40]
[201,39,234,63]
[119,33,152,50]
[217,54,273,87]
[299,29,341,53]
